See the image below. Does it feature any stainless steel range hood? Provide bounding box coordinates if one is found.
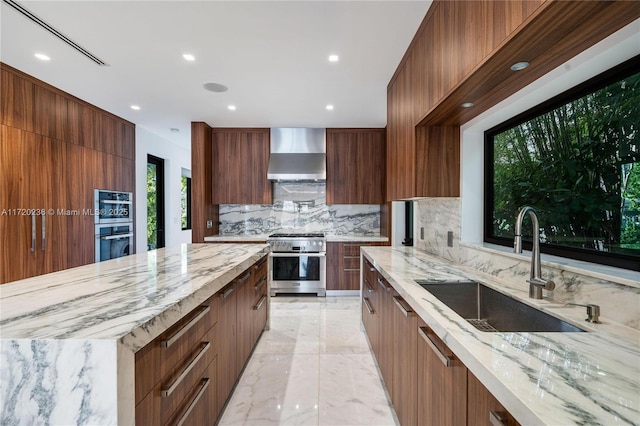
[268,128,326,180]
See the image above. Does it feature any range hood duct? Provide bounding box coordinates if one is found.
[268,128,326,181]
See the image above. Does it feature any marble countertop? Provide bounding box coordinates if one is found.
[0,243,270,348]
[361,246,640,426]
[1,243,270,425]
[204,234,389,243]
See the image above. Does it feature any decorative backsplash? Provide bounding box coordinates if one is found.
[219,182,381,235]
[413,197,640,330]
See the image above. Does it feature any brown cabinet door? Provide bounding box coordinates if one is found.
[216,282,238,413]
[376,274,394,391]
[417,319,467,426]
[467,371,520,426]
[326,129,385,204]
[251,257,269,346]
[235,269,254,369]
[211,129,272,204]
[361,267,378,355]
[390,292,418,426]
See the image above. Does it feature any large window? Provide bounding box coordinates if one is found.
[485,55,639,271]
[181,169,191,231]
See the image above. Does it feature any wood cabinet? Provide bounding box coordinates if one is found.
[327,241,387,291]
[468,371,521,426]
[363,259,519,426]
[211,128,272,204]
[1,64,135,284]
[326,128,385,204]
[417,319,467,426]
[390,292,418,426]
[135,255,268,425]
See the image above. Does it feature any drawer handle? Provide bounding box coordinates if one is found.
[343,268,360,272]
[377,277,390,292]
[369,267,375,272]
[365,280,374,293]
[238,271,251,283]
[343,244,361,248]
[255,277,267,291]
[162,342,211,398]
[363,297,374,314]
[343,255,360,259]
[220,286,235,299]
[253,295,267,310]
[418,327,454,367]
[254,257,268,269]
[489,410,508,426]
[393,296,414,317]
[161,306,210,348]
[31,214,36,252]
[174,378,210,426]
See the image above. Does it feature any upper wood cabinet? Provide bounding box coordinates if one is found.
[326,128,385,205]
[211,128,272,204]
[385,0,640,201]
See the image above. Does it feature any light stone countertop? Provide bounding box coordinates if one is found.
[0,243,270,425]
[362,246,640,426]
[204,234,388,243]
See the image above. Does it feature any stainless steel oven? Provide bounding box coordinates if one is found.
[95,223,133,262]
[267,233,326,296]
[94,189,133,224]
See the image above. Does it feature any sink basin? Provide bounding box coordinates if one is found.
[415,280,585,332]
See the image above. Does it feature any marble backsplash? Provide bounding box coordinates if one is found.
[219,182,380,235]
[413,197,640,330]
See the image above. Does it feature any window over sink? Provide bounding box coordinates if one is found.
[484,55,640,271]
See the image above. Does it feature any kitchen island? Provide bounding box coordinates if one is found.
[0,243,269,425]
[361,246,640,425]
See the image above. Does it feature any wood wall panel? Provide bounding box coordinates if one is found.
[1,67,34,132]
[191,122,218,243]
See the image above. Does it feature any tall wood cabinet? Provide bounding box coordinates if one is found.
[1,64,135,284]
[326,128,385,205]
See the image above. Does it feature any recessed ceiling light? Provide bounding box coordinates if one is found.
[34,53,50,61]
[203,82,228,93]
[170,128,180,133]
[182,53,195,61]
[228,105,236,111]
[461,102,474,108]
[130,105,141,110]
[328,55,339,62]
[510,61,530,71]
[326,105,334,110]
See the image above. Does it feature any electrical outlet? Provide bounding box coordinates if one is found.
[420,227,424,240]
[206,220,213,229]
[447,231,454,247]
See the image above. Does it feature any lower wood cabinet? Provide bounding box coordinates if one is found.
[467,371,521,426]
[327,242,387,291]
[417,319,467,426]
[135,255,268,425]
[362,258,519,426]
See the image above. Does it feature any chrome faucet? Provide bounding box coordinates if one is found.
[514,206,555,299]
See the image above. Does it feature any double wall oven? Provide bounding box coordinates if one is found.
[267,233,326,297]
[94,189,133,262]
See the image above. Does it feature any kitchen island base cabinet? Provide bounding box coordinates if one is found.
[135,255,269,425]
[390,293,418,426]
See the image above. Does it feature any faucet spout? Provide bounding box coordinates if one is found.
[514,206,555,299]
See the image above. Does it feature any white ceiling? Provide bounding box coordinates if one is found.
[1,0,431,147]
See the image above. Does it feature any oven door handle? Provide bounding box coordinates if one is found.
[100,233,133,240]
[269,252,326,257]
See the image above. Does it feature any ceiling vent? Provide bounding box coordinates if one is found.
[3,0,109,66]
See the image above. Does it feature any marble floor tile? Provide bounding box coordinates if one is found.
[318,353,397,426]
[219,296,398,426]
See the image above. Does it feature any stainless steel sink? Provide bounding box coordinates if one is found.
[415,280,585,332]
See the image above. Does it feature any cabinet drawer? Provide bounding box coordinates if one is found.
[167,359,217,426]
[252,255,268,283]
[343,255,360,270]
[342,244,362,256]
[135,295,218,404]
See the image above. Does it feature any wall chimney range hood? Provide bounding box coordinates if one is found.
[267,128,326,181]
